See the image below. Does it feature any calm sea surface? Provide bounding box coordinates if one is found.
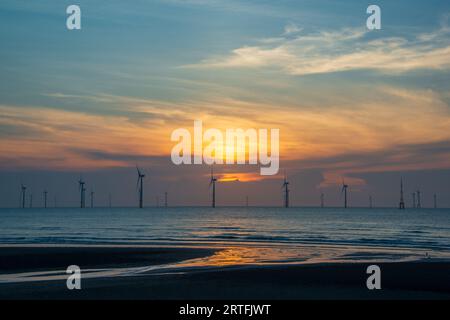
[1,207,450,283]
[0,207,449,250]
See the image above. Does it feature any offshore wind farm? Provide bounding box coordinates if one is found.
[2,160,448,300]
[1,0,450,302]
[8,169,444,210]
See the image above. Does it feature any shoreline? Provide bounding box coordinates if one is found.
[0,246,217,274]
[0,246,449,299]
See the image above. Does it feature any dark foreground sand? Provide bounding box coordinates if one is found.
[0,246,215,273]
[0,247,449,300]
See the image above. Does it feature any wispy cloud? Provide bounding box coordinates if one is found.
[283,22,302,35]
[184,19,450,75]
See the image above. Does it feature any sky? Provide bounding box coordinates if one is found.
[0,0,450,207]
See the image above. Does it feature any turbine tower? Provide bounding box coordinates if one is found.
[90,189,94,208]
[164,192,168,208]
[78,177,86,208]
[320,193,324,208]
[20,184,26,208]
[136,166,145,208]
[412,192,416,208]
[209,167,217,208]
[43,190,48,208]
[282,172,290,208]
[342,180,348,208]
[416,190,421,208]
[399,178,405,209]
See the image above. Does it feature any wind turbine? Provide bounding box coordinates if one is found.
[209,167,217,208]
[90,189,94,208]
[341,180,348,208]
[282,172,290,208]
[416,190,421,208]
[43,190,48,208]
[399,178,405,209]
[320,193,324,208]
[78,176,86,208]
[20,184,26,208]
[136,166,145,208]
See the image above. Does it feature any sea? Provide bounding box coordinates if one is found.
[1,207,449,282]
[1,207,449,252]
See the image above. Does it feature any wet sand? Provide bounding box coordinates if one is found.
[0,246,449,300]
[0,246,216,273]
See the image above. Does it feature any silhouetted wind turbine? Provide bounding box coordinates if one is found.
[136,166,145,208]
[416,190,421,208]
[412,192,416,208]
[78,176,86,208]
[90,189,94,208]
[282,172,290,208]
[342,180,348,208]
[164,192,168,208]
[320,193,324,208]
[209,167,217,208]
[20,184,26,208]
[43,190,48,208]
[399,178,405,209]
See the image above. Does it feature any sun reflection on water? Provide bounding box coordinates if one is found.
[173,244,441,268]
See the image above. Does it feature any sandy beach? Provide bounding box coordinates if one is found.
[0,246,449,300]
[0,246,216,274]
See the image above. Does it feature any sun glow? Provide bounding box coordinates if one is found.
[171,120,280,175]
